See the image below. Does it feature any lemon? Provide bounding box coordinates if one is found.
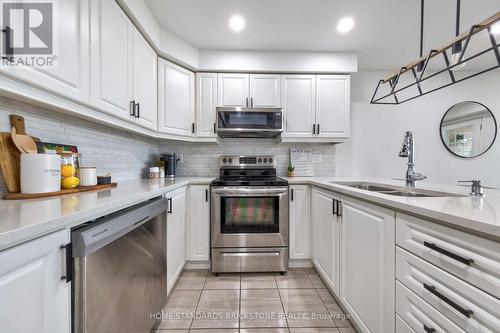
[62,176,80,189]
[61,165,76,178]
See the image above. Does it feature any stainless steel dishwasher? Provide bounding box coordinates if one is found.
[71,197,168,333]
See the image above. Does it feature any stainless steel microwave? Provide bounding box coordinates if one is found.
[216,107,283,138]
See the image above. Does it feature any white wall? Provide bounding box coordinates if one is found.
[198,50,357,73]
[336,70,500,187]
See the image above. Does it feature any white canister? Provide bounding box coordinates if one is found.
[78,167,97,186]
[20,154,61,194]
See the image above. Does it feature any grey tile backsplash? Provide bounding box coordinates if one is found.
[0,97,159,195]
[0,96,336,195]
[158,139,336,177]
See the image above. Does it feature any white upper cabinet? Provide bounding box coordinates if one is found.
[158,59,195,136]
[0,0,90,103]
[195,73,217,137]
[315,75,350,138]
[187,185,210,261]
[281,75,316,137]
[132,29,157,130]
[249,74,281,107]
[217,73,249,107]
[311,187,340,294]
[0,230,71,333]
[339,195,395,333]
[289,185,311,260]
[90,0,133,120]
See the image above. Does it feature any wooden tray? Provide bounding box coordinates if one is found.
[2,183,117,200]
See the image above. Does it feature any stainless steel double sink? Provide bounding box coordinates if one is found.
[332,181,465,198]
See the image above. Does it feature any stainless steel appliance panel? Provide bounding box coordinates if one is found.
[216,107,283,138]
[73,198,168,333]
[211,247,289,273]
[211,186,288,248]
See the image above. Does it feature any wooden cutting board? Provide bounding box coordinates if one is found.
[0,115,40,193]
[3,183,118,200]
[0,133,21,192]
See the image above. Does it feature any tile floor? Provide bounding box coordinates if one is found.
[154,268,357,333]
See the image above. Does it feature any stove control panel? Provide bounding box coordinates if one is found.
[220,155,276,168]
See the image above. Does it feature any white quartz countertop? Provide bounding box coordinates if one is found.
[2,176,500,251]
[0,177,213,251]
[285,177,500,240]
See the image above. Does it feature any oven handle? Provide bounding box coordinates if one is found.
[211,187,288,195]
[221,252,281,257]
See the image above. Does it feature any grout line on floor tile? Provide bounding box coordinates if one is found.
[187,271,207,331]
[274,273,291,332]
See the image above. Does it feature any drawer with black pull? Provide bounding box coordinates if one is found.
[396,280,466,333]
[396,212,500,300]
[396,247,500,333]
[396,313,416,333]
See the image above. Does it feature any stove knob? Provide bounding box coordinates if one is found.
[269,158,273,163]
[263,158,268,163]
[258,158,262,163]
[228,158,233,163]
[223,158,227,163]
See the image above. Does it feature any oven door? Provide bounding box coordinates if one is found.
[211,186,289,248]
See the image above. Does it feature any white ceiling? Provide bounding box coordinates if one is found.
[145,0,500,70]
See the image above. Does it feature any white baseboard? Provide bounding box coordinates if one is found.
[289,259,313,268]
[184,261,210,270]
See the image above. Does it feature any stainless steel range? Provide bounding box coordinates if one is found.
[210,155,289,273]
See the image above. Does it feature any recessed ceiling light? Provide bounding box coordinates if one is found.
[229,15,245,32]
[491,22,500,35]
[337,17,354,33]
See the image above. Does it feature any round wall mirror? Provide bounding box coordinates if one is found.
[440,101,497,158]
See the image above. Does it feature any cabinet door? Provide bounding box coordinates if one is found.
[158,59,195,136]
[249,74,281,107]
[195,73,217,137]
[133,29,157,130]
[0,230,70,333]
[311,187,339,294]
[281,75,316,137]
[187,185,210,261]
[339,195,395,333]
[217,73,249,107]
[167,187,187,293]
[0,0,90,103]
[316,75,350,138]
[289,185,311,259]
[90,0,133,120]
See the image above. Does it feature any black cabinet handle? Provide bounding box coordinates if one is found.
[246,97,249,107]
[336,200,342,217]
[332,199,337,216]
[192,123,195,134]
[423,283,473,318]
[213,122,216,134]
[251,97,254,108]
[423,241,474,266]
[423,325,436,333]
[136,102,140,118]
[317,124,320,134]
[2,26,12,58]
[313,124,316,134]
[290,189,294,201]
[130,100,136,116]
[168,198,173,214]
[205,189,208,202]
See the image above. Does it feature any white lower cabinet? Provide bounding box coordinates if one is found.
[166,187,187,294]
[187,185,210,261]
[0,229,71,333]
[339,195,395,333]
[311,187,340,294]
[289,185,311,259]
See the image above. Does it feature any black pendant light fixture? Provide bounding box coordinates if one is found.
[370,3,500,105]
[450,0,466,70]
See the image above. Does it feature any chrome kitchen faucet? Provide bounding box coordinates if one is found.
[399,131,427,187]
